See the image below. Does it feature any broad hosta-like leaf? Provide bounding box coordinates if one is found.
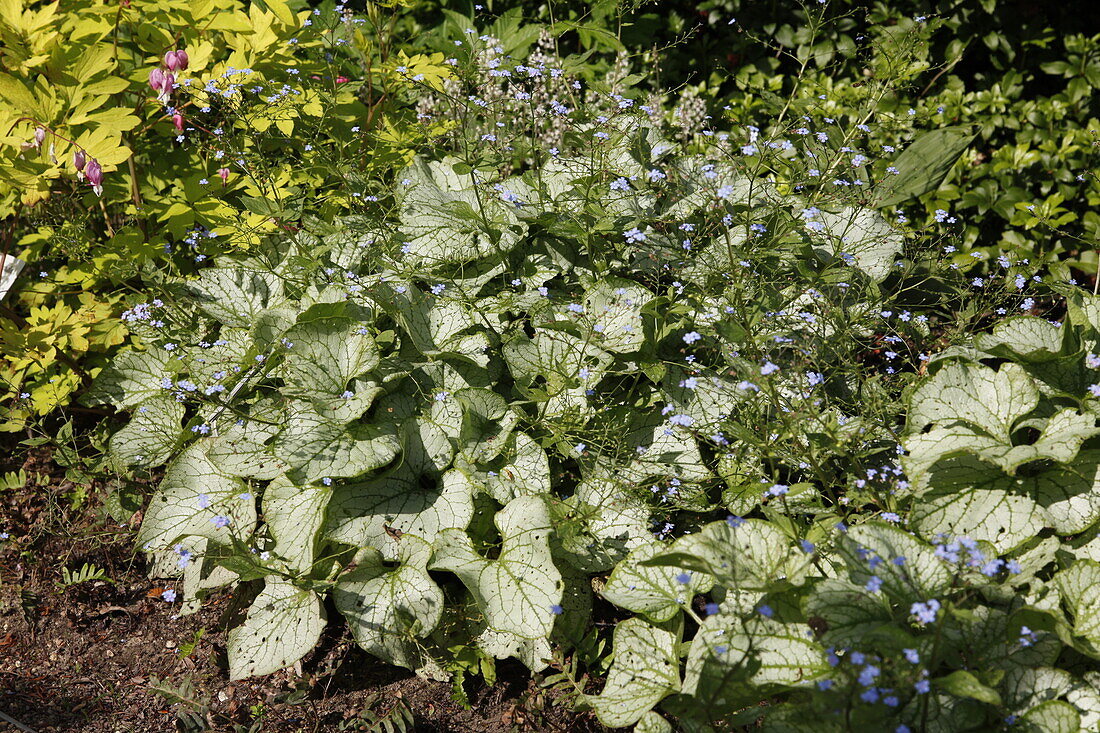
[274,401,400,483]
[431,495,563,639]
[83,346,175,409]
[1015,700,1082,733]
[1055,560,1100,657]
[333,536,444,670]
[325,467,475,561]
[582,277,653,353]
[186,265,287,328]
[205,399,289,480]
[263,476,331,574]
[871,126,976,208]
[478,431,550,504]
[622,418,712,484]
[975,316,1066,362]
[837,522,953,603]
[279,309,380,398]
[227,578,326,680]
[110,394,185,467]
[556,476,652,573]
[585,618,682,728]
[912,484,1048,553]
[603,541,714,623]
[907,362,1039,441]
[814,208,903,283]
[647,518,804,592]
[136,443,255,550]
[806,577,895,648]
[685,617,827,693]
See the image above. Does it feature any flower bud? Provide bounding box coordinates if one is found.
[217,167,230,184]
[173,112,184,132]
[74,150,87,180]
[149,67,165,93]
[175,49,189,71]
[33,126,46,147]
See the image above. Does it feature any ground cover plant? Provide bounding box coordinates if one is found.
[4,1,1100,731]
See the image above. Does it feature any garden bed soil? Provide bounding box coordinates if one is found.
[0,444,602,733]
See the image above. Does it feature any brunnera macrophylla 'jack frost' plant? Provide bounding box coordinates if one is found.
[82,15,1094,731]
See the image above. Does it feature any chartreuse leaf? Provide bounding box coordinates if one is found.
[274,400,399,483]
[1055,560,1100,657]
[584,617,682,728]
[227,578,326,680]
[109,394,185,467]
[325,467,474,561]
[934,670,1002,706]
[871,126,976,208]
[136,443,256,550]
[603,541,714,623]
[907,362,1039,441]
[431,495,563,639]
[262,476,330,574]
[333,536,443,671]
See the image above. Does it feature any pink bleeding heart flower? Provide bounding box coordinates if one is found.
[85,158,103,197]
[217,167,230,185]
[74,150,87,180]
[149,66,166,93]
[33,126,46,148]
[158,72,175,103]
[173,113,184,132]
[335,75,349,83]
[165,50,189,72]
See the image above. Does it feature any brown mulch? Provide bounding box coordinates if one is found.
[0,441,603,733]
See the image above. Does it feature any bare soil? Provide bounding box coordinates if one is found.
[0,443,603,733]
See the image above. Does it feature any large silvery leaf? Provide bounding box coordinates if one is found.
[504,328,613,394]
[274,401,399,483]
[1001,667,1074,719]
[913,485,1047,553]
[136,443,255,550]
[687,617,826,692]
[1055,560,1100,657]
[907,362,1039,441]
[325,466,472,555]
[837,522,952,603]
[975,316,1066,362]
[622,418,712,483]
[109,394,185,467]
[431,495,563,639]
[227,579,326,680]
[279,310,380,398]
[1016,701,1082,733]
[813,208,902,282]
[397,158,523,269]
[326,467,474,561]
[186,265,287,327]
[648,518,804,592]
[807,577,895,647]
[368,281,477,355]
[1029,451,1100,534]
[556,477,652,573]
[263,476,331,574]
[871,125,976,208]
[333,536,443,670]
[478,431,550,504]
[83,346,176,409]
[585,618,682,728]
[582,277,653,353]
[603,541,714,623]
[400,415,455,477]
[662,371,747,427]
[205,399,289,480]
[454,388,518,468]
